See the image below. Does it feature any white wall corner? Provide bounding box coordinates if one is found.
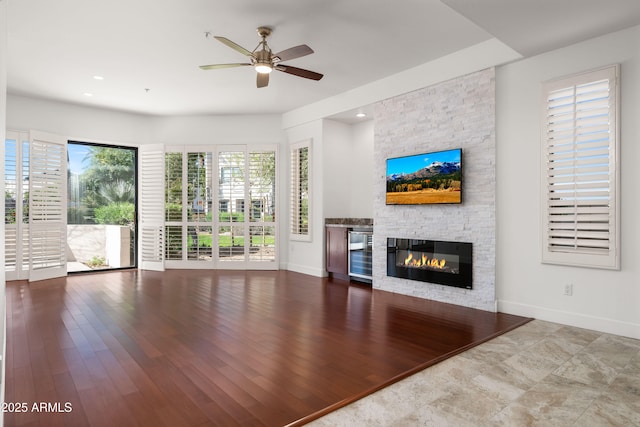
[286,262,328,278]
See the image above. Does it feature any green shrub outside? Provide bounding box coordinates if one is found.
[219,212,245,222]
[94,202,135,225]
[165,203,182,221]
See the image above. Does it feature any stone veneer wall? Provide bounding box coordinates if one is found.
[372,68,496,311]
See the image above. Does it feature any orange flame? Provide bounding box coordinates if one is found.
[403,251,446,269]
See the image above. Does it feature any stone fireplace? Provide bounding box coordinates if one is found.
[373,68,496,311]
[387,238,472,289]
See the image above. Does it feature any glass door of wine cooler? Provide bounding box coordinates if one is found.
[348,231,373,281]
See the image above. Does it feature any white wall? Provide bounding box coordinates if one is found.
[0,0,8,418]
[284,119,326,276]
[284,118,375,277]
[322,119,375,219]
[7,94,151,145]
[322,120,352,219]
[147,114,284,145]
[7,95,286,148]
[496,25,640,339]
[349,120,374,217]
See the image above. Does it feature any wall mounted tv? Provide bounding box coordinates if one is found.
[386,148,462,205]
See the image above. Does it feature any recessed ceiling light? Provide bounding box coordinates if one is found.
[93,75,104,80]
[356,112,367,118]
[83,92,93,97]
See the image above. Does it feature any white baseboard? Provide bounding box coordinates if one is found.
[498,300,640,340]
[285,263,327,278]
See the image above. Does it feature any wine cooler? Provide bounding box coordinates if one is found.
[348,231,373,282]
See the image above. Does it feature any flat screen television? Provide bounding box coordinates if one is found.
[386,148,462,205]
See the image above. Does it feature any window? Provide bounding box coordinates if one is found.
[290,140,311,241]
[220,166,241,184]
[235,199,245,214]
[541,65,619,269]
[158,146,277,268]
[251,199,263,221]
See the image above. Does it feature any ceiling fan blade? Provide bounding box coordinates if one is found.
[276,64,323,81]
[273,44,314,62]
[199,63,251,70]
[214,36,253,57]
[257,72,269,88]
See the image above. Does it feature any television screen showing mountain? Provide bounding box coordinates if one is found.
[386,148,462,205]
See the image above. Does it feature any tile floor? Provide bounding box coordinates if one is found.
[309,320,640,426]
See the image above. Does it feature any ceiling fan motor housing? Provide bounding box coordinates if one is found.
[254,49,273,73]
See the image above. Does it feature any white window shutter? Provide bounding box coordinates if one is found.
[28,130,67,281]
[290,140,311,241]
[4,136,18,278]
[541,65,619,269]
[5,131,31,280]
[139,144,165,271]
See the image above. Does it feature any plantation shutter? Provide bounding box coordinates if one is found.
[290,140,311,241]
[542,65,619,269]
[5,132,31,280]
[139,144,165,271]
[28,131,67,281]
[5,136,18,278]
[247,148,277,265]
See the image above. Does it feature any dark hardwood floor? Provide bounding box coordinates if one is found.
[4,270,530,426]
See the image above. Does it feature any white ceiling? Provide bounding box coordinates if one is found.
[7,0,640,117]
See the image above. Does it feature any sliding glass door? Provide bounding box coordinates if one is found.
[67,142,137,272]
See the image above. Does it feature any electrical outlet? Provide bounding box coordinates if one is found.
[563,283,573,296]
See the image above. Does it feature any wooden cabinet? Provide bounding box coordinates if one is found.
[326,226,349,280]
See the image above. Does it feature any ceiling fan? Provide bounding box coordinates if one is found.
[199,26,324,88]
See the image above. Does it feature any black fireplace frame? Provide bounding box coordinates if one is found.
[387,238,472,289]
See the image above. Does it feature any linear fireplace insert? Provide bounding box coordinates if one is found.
[387,238,472,289]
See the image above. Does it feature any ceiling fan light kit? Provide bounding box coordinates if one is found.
[255,64,273,74]
[200,26,323,88]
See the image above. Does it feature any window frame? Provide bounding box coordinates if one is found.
[290,139,312,242]
[160,145,278,269]
[540,64,620,270]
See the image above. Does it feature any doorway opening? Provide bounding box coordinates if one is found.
[67,141,137,272]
